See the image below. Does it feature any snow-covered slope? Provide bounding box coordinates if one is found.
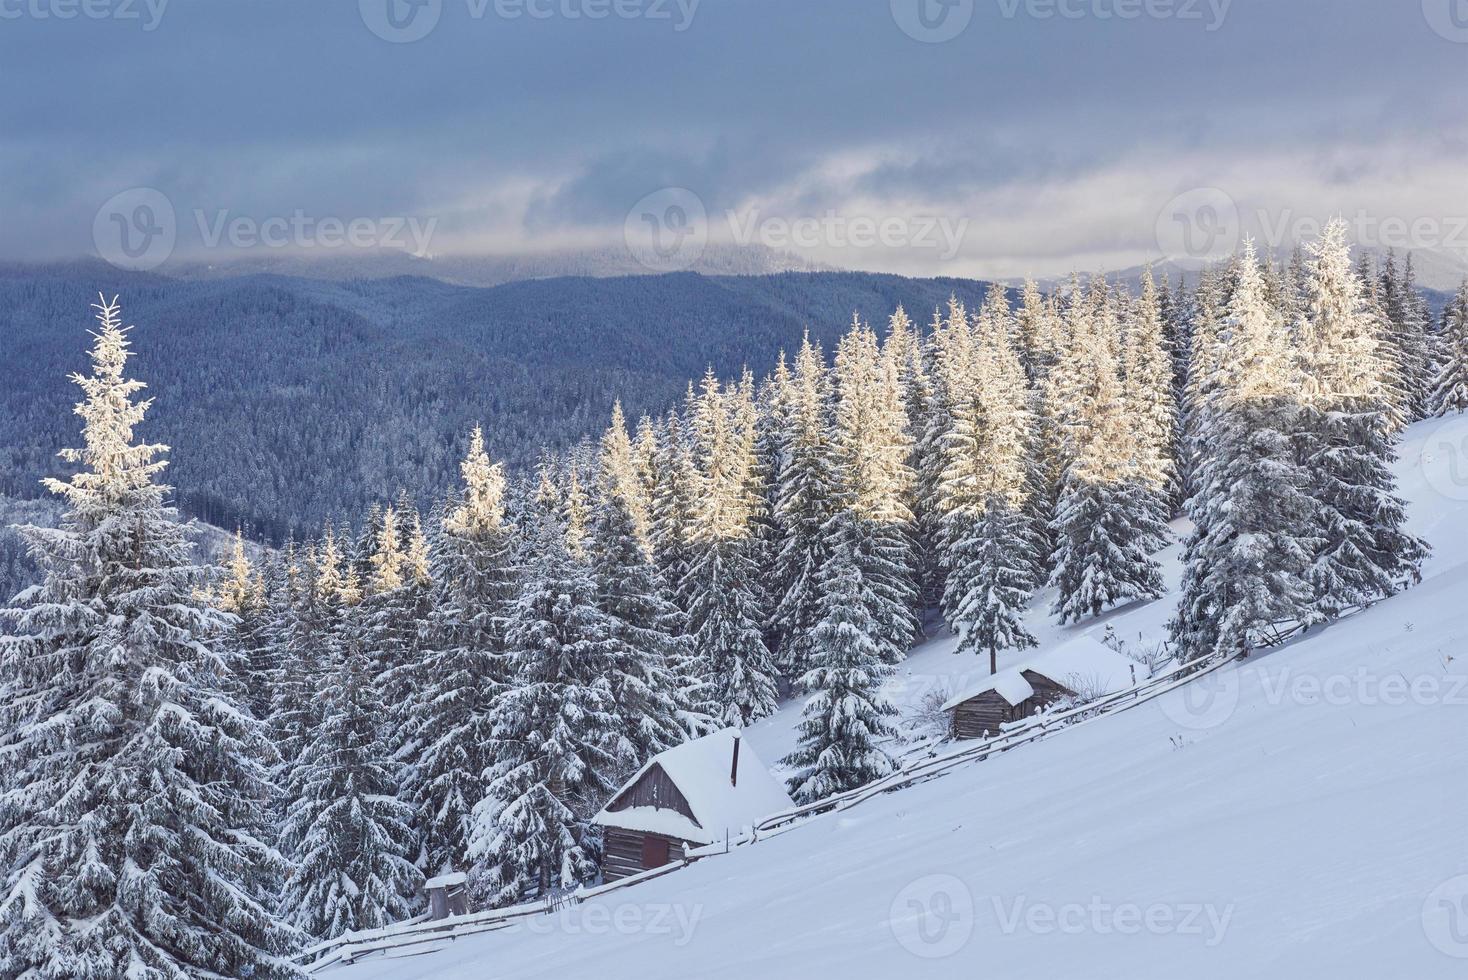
[342,413,1468,979]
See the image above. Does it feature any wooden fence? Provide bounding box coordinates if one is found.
[294,650,1241,973]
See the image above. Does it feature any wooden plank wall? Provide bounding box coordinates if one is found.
[602,829,688,882]
[950,671,1074,740]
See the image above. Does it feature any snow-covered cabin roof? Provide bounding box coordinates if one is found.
[942,636,1143,711]
[592,729,793,846]
[424,872,467,890]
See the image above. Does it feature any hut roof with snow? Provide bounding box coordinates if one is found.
[593,728,792,847]
[942,635,1142,712]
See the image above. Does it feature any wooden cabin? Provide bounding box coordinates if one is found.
[423,872,468,920]
[593,728,793,881]
[942,636,1142,740]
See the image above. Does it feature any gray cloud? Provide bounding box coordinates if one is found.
[1,0,1463,275]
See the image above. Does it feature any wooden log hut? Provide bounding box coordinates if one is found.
[592,728,793,881]
[942,636,1143,740]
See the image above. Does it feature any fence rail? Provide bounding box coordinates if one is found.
[295,649,1239,972]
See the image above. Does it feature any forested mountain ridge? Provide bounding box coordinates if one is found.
[0,262,994,541]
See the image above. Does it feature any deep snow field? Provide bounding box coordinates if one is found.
[342,413,1468,979]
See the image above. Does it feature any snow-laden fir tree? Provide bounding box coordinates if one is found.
[215,529,274,720]
[1179,268,1228,499]
[279,618,421,939]
[0,296,297,978]
[951,495,1037,674]
[1123,267,1181,523]
[884,305,945,610]
[468,500,619,905]
[830,316,921,663]
[1380,250,1433,426]
[397,427,520,877]
[1047,284,1167,623]
[1171,242,1316,660]
[649,409,700,611]
[683,373,780,724]
[1430,280,1468,416]
[781,511,898,804]
[366,505,432,717]
[930,288,1040,670]
[1294,220,1427,621]
[590,406,700,767]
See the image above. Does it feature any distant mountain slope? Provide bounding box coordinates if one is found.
[0,264,993,541]
[167,243,833,289]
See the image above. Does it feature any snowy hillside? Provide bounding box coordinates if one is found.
[340,412,1468,979]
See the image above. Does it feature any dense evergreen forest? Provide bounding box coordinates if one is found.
[0,263,993,542]
[3,228,1467,976]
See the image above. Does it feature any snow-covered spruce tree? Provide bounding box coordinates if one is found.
[649,409,700,611]
[1431,279,1468,416]
[1123,267,1181,522]
[1380,250,1433,425]
[781,511,898,804]
[951,495,1037,674]
[1358,258,1411,436]
[280,620,421,940]
[1171,243,1316,661]
[1294,220,1427,621]
[468,504,619,906]
[683,373,779,725]
[930,288,1040,670]
[769,334,841,681]
[590,406,698,767]
[368,500,436,740]
[831,316,921,664]
[1047,284,1166,624]
[397,427,520,877]
[270,536,325,772]
[215,529,274,720]
[885,305,945,612]
[0,296,297,978]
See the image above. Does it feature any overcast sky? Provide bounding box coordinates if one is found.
[3,0,1466,279]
